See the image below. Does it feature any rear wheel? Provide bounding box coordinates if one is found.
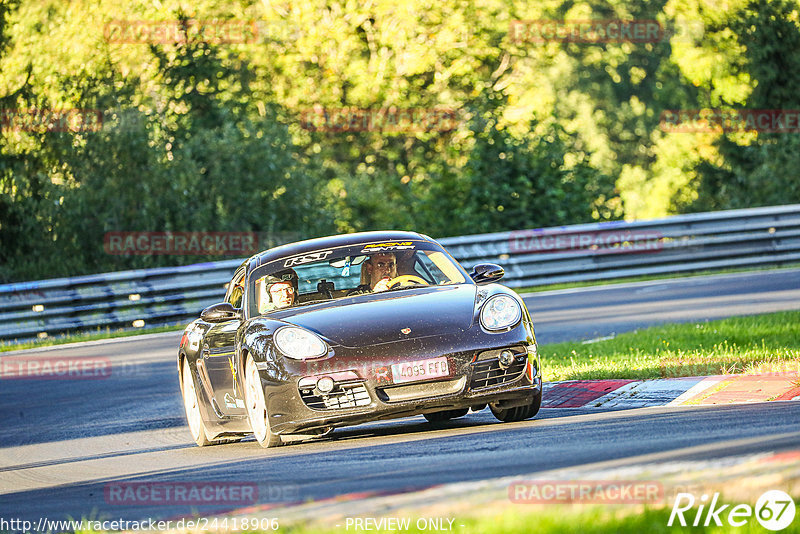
[181,360,212,447]
[244,355,282,448]
[490,390,542,423]
[424,408,469,423]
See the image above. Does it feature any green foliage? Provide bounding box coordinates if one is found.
[682,0,800,213]
[1,0,797,281]
[0,9,333,280]
[431,110,615,236]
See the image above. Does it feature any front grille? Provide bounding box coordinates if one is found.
[470,354,526,390]
[300,383,371,411]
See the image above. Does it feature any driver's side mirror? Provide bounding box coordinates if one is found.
[200,302,242,323]
[470,263,505,285]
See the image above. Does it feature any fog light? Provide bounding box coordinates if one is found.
[317,376,335,394]
[498,350,515,369]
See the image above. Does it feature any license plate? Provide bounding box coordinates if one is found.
[391,357,449,384]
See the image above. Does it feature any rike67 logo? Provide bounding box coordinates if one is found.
[669,490,796,531]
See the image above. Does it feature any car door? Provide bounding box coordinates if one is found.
[199,267,248,417]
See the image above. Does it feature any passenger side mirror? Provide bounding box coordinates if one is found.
[200,302,242,323]
[470,263,505,285]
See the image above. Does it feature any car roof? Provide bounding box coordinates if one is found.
[249,231,433,270]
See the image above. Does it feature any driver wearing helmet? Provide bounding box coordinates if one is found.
[258,268,298,313]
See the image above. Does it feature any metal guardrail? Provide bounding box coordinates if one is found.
[2,204,799,341]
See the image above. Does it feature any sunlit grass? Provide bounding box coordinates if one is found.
[540,311,800,381]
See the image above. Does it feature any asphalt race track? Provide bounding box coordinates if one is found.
[1,269,799,524]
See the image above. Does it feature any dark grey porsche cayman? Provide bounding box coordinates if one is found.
[178,231,542,447]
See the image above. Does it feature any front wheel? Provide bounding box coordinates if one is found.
[181,360,213,447]
[244,355,282,448]
[490,390,542,423]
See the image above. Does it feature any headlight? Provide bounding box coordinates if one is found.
[480,295,521,331]
[273,326,328,360]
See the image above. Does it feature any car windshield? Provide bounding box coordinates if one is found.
[248,240,468,316]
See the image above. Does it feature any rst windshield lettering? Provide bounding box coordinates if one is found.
[283,251,333,267]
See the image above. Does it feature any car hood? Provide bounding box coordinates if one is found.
[265,284,477,348]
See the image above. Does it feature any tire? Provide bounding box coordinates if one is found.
[424,408,469,423]
[181,360,213,447]
[490,389,542,423]
[244,355,282,448]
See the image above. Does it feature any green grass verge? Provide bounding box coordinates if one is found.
[0,323,184,353]
[516,263,800,294]
[540,310,800,381]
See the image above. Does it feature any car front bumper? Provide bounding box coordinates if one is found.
[259,323,542,434]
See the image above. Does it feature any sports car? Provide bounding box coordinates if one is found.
[178,231,542,447]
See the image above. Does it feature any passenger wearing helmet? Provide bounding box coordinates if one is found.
[258,268,298,313]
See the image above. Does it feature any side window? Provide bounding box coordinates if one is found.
[226,270,246,309]
[415,252,452,284]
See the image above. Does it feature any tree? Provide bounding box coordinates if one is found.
[683,0,800,212]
